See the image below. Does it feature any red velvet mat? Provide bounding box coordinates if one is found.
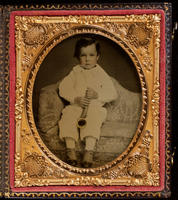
[9,9,165,192]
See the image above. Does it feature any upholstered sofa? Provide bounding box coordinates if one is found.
[37,77,141,167]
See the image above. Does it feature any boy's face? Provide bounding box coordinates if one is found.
[79,43,99,69]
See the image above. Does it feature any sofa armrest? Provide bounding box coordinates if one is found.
[38,83,64,133]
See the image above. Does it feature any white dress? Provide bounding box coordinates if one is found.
[58,64,118,141]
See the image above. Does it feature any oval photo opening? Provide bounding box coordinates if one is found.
[33,33,142,168]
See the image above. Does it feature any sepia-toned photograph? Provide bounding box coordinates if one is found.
[7,7,169,197]
[33,33,142,168]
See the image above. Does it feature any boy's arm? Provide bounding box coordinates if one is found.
[59,71,76,104]
[97,72,118,103]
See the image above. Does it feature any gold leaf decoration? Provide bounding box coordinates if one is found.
[64,176,111,186]
[126,155,151,177]
[23,24,47,46]
[126,23,152,48]
[15,78,24,121]
[14,14,161,186]
[101,130,159,186]
[21,129,31,144]
[152,78,160,126]
[21,152,46,177]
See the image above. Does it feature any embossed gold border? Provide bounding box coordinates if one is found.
[7,6,169,196]
[13,13,162,187]
[26,25,148,175]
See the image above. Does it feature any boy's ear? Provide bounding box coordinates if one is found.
[97,55,100,60]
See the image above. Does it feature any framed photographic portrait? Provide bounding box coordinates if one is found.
[0,2,172,199]
[33,33,142,168]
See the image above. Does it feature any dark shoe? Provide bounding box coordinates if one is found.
[66,148,77,166]
[82,151,93,168]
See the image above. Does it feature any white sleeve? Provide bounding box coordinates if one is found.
[98,70,118,103]
[59,70,76,104]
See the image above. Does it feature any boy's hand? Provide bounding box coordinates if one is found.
[74,97,90,108]
[86,87,98,99]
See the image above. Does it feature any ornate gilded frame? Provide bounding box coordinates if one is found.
[13,11,162,186]
[0,3,171,199]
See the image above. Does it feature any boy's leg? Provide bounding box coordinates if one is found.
[80,101,107,140]
[65,137,78,166]
[65,137,76,149]
[82,136,97,168]
[58,105,82,166]
[85,136,97,151]
[80,101,107,167]
[58,105,82,141]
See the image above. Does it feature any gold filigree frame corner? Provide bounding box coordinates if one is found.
[14,14,161,187]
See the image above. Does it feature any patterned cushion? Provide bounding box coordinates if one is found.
[38,77,141,151]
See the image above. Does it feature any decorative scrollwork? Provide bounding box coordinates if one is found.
[15,153,49,187]
[21,129,31,144]
[146,14,161,49]
[142,171,159,186]
[64,177,112,186]
[102,130,159,186]
[14,14,161,187]
[15,78,24,121]
[126,23,153,71]
[25,25,148,176]
[103,23,129,37]
[23,24,47,46]
[142,52,153,71]
[152,78,160,126]
[126,23,152,49]
[15,152,71,187]
[21,152,46,177]
[126,154,151,177]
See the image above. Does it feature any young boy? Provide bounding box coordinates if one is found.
[58,37,118,167]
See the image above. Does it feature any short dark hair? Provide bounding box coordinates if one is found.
[74,37,100,59]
